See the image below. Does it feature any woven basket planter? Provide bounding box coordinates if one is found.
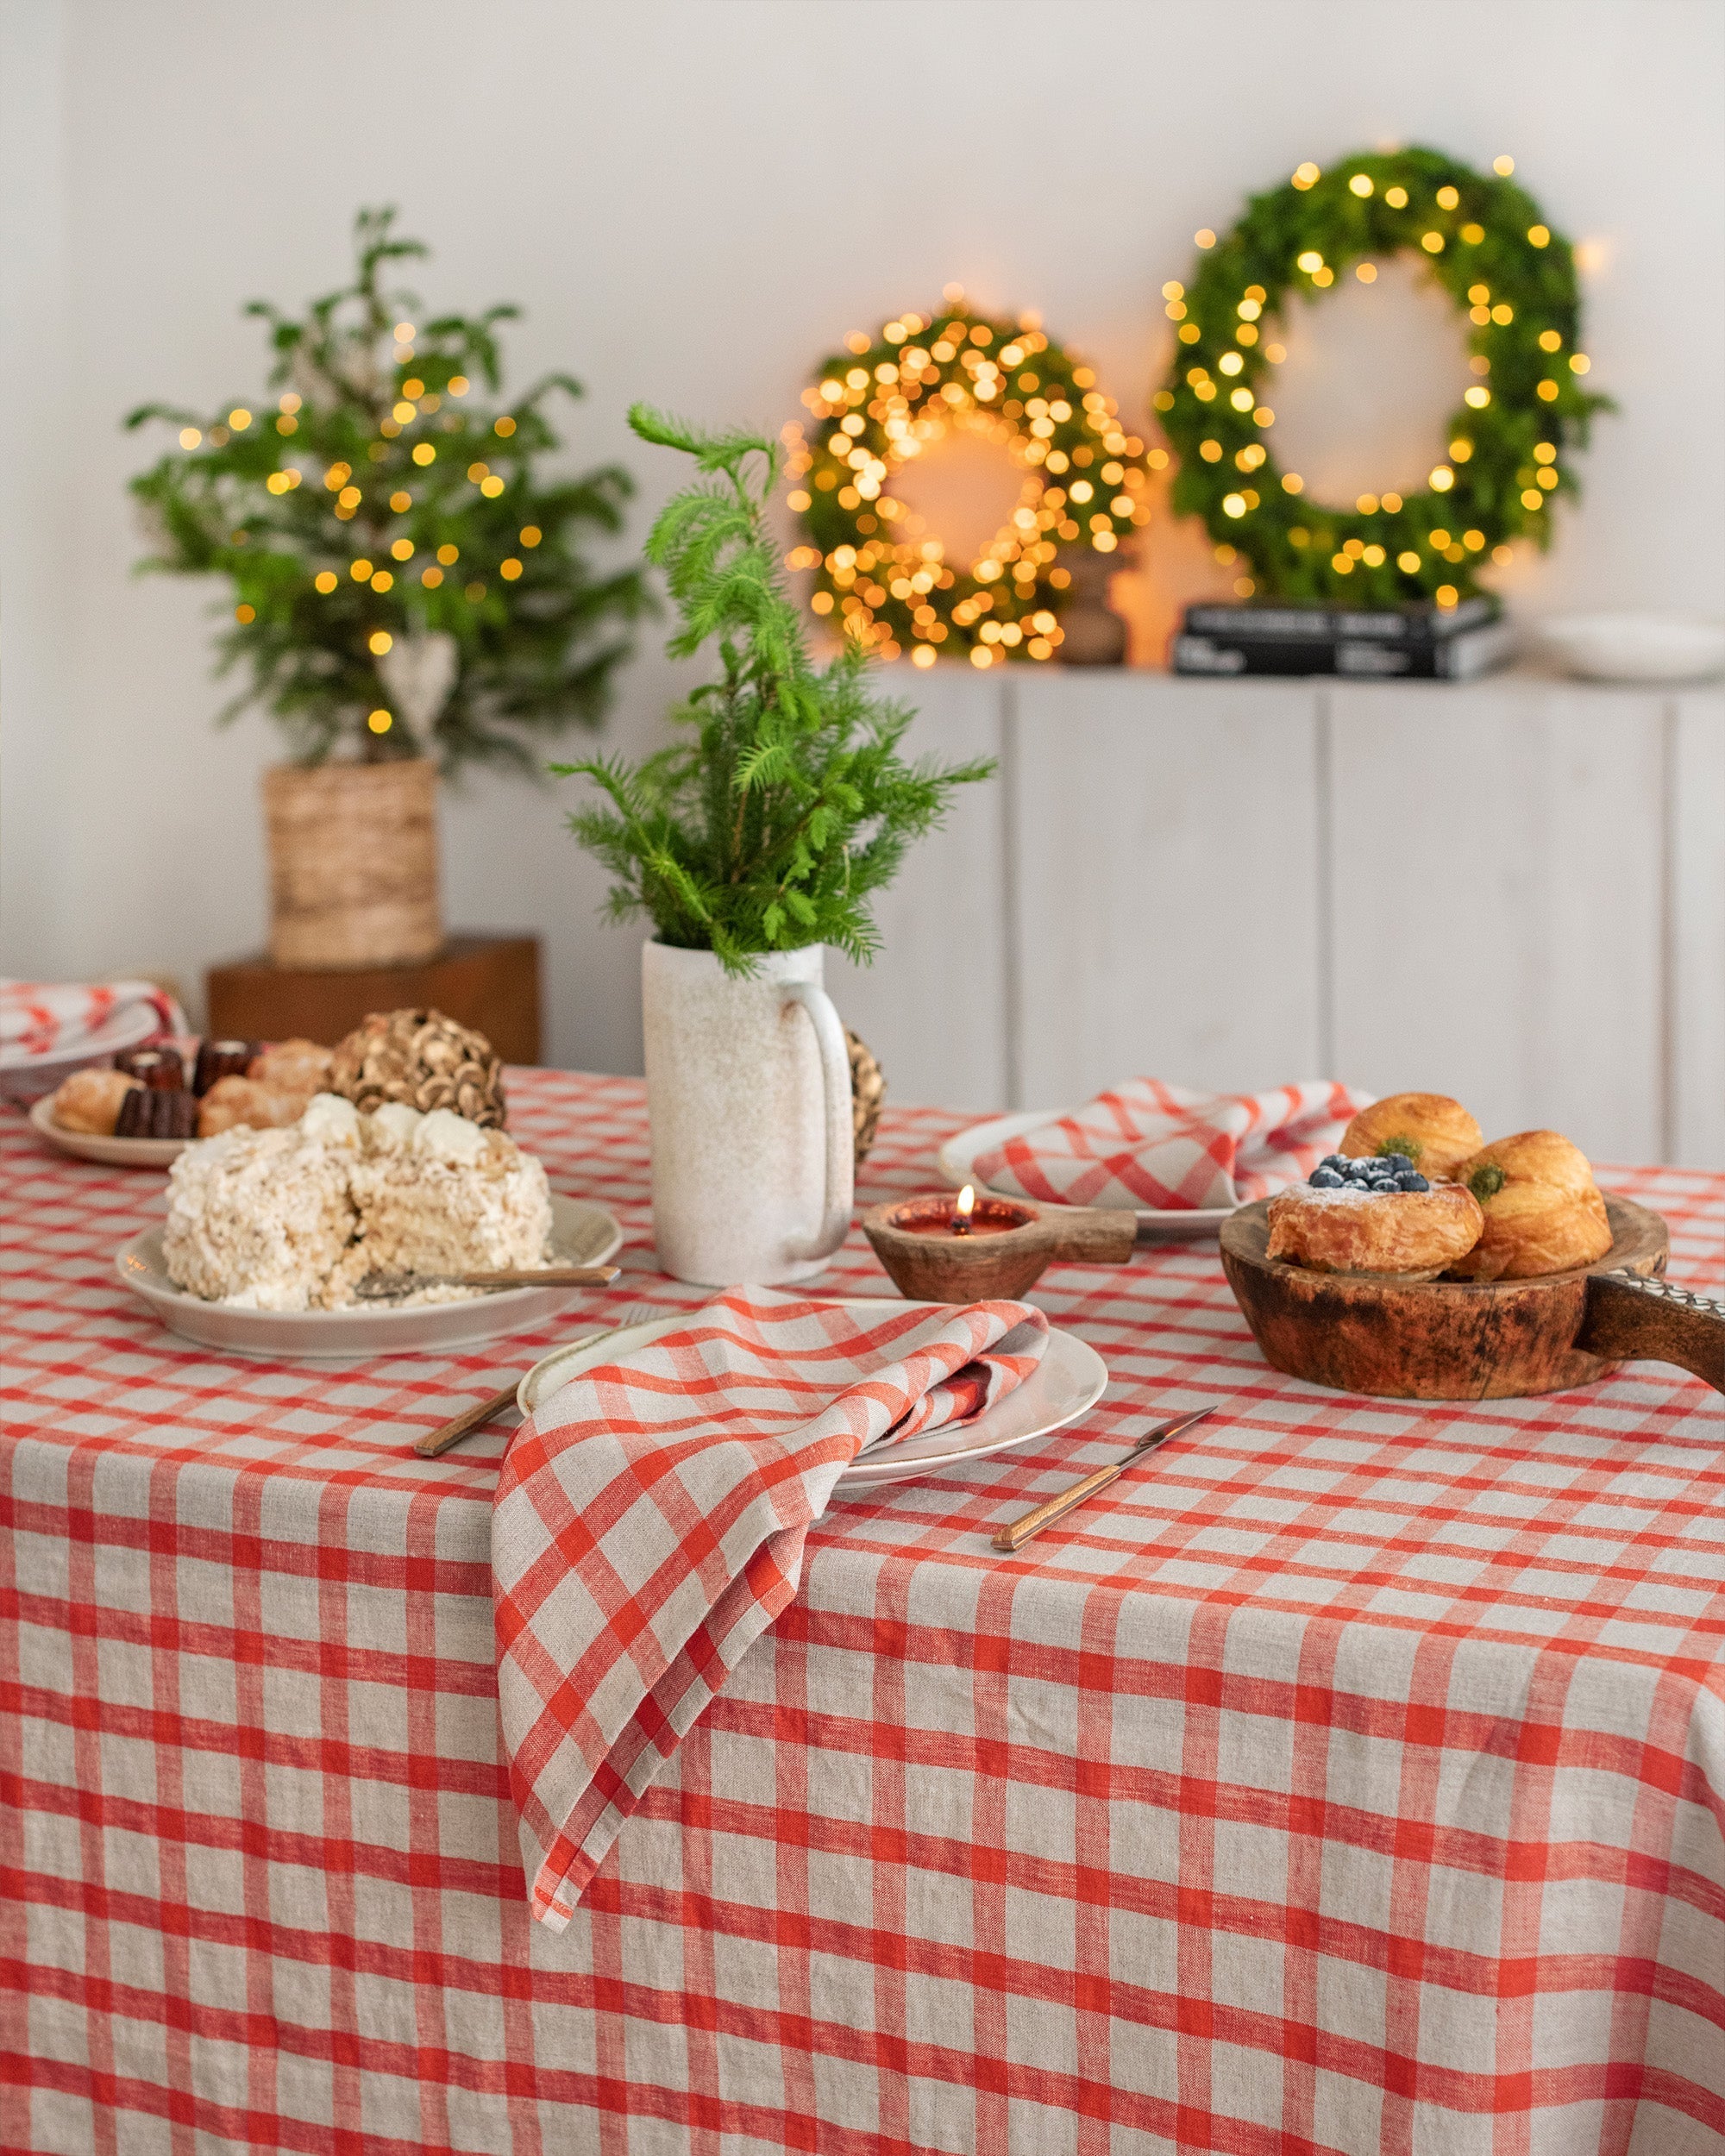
[263,759,442,969]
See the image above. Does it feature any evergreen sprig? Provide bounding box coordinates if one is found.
[558,405,994,975]
[127,207,647,773]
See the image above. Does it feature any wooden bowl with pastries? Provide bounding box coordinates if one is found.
[1221,1093,1722,1399]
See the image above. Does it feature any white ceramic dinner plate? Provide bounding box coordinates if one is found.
[115,1193,625,1360]
[517,1296,1108,1495]
[29,1092,190,1168]
[938,1110,1234,1240]
[0,1004,161,1101]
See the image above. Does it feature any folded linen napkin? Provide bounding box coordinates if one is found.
[972,1079,1377,1212]
[0,976,185,1062]
[492,1286,1050,1928]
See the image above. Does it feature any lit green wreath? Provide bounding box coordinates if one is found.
[787,298,1155,667]
[1155,147,1611,605]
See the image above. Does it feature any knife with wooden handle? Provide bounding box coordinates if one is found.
[992,1405,1216,1552]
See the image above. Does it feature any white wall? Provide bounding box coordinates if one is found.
[3,0,1722,1085]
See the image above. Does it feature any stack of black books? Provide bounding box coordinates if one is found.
[1172,594,1514,680]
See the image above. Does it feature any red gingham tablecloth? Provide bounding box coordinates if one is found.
[3,1070,1722,2156]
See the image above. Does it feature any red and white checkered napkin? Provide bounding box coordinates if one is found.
[492,1286,1050,1929]
[0,975,184,1061]
[974,1078,1377,1211]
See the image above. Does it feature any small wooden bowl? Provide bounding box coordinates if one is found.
[862,1194,1136,1302]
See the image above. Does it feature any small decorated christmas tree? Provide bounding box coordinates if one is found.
[128,208,645,772]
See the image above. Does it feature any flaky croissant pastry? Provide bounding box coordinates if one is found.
[1266,1180,1484,1278]
[1445,1130,1614,1281]
[1340,1093,1484,1181]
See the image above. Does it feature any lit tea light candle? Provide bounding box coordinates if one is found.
[888,1187,1033,1240]
[861,1188,1136,1302]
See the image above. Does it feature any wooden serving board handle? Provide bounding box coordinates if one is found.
[1577,1271,1725,1393]
[1041,1207,1138,1265]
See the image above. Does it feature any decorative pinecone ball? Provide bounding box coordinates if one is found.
[328,1007,507,1128]
[847,1026,886,1165]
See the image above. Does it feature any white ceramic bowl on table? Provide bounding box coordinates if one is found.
[518,1296,1108,1495]
[938,1109,1234,1241]
[115,1193,624,1359]
[1535,612,1725,685]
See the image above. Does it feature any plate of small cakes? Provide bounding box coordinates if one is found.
[1222,1092,1722,1400]
[32,1036,335,1167]
[116,1089,624,1359]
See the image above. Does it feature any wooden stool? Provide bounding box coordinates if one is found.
[206,933,542,1062]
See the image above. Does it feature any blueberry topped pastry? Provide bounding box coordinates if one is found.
[1308,1152,1430,1194]
[1265,1149,1484,1279]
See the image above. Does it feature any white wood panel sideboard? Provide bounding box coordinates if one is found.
[825,667,1725,1169]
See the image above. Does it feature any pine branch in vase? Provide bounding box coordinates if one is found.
[557,405,995,978]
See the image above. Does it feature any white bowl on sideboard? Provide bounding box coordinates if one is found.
[1535,612,1725,685]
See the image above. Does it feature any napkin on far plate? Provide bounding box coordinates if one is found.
[492,1285,1050,1929]
[0,976,185,1062]
[972,1079,1377,1212]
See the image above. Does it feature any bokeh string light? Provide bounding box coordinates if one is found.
[1154,147,1610,605]
[123,209,642,766]
[145,349,538,655]
[789,291,1158,666]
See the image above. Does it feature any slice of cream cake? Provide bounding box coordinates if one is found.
[163,1094,552,1309]
[339,1105,552,1294]
[161,1103,360,1311]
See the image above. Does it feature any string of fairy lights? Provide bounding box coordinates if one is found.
[782,153,1602,646]
[167,323,540,736]
[194,152,1605,699]
[1155,147,1609,606]
[787,288,1157,666]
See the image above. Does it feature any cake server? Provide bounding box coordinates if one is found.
[359,1263,620,1300]
[990,1405,1216,1552]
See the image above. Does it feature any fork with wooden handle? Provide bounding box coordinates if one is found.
[416,1382,524,1457]
[361,1263,619,1300]
[991,1406,1216,1552]
[413,1308,655,1457]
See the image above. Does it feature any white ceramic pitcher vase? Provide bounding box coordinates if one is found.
[642,940,855,1287]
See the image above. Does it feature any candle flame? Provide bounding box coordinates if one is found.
[957,1184,975,1219]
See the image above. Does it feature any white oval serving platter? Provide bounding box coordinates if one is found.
[518,1295,1108,1495]
[938,1109,1234,1241]
[115,1193,624,1360]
